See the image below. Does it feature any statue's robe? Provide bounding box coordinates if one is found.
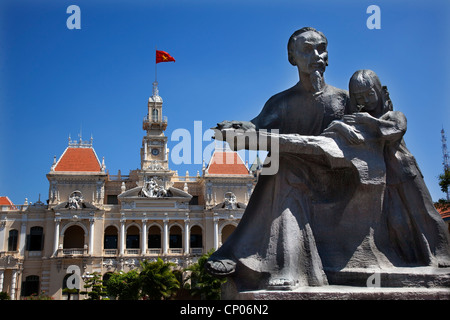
[209,83,349,289]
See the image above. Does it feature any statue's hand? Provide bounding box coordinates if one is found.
[214,120,256,131]
[343,112,379,126]
[324,121,364,144]
[212,120,256,141]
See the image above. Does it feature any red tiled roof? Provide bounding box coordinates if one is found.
[207,151,249,175]
[54,147,101,172]
[0,196,14,206]
[438,207,450,221]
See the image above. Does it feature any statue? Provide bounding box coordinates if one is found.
[206,28,450,293]
[206,27,352,290]
[140,177,171,198]
[68,191,84,209]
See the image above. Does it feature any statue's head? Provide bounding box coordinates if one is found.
[349,69,393,116]
[287,27,328,74]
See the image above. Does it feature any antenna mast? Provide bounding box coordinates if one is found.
[441,128,450,200]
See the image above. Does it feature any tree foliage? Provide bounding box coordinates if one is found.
[435,168,450,210]
[80,272,108,300]
[104,269,140,300]
[139,258,180,300]
[438,168,450,196]
[185,249,227,300]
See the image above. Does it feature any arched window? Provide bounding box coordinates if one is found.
[104,226,118,249]
[221,224,236,245]
[8,229,18,251]
[126,226,140,249]
[148,226,161,249]
[169,225,182,249]
[63,225,85,249]
[28,226,44,251]
[21,275,39,297]
[190,226,203,249]
[152,108,159,122]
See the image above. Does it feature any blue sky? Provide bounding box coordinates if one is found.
[1,0,449,205]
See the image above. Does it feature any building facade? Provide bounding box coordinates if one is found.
[0,82,259,300]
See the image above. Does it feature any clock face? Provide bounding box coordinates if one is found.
[151,148,160,156]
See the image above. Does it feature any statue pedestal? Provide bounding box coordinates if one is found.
[222,267,450,300]
[229,286,450,300]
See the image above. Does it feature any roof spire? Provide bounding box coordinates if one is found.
[152,81,159,98]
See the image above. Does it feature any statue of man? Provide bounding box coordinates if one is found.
[206,27,353,290]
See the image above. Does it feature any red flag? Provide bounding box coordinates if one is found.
[156,50,175,64]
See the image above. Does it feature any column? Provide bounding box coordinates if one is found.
[213,214,219,250]
[53,216,61,256]
[89,216,95,255]
[163,214,169,255]
[0,270,4,292]
[0,220,6,252]
[19,218,27,256]
[10,270,17,300]
[184,217,190,255]
[141,217,147,255]
[120,215,126,255]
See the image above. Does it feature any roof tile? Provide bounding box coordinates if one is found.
[207,151,249,175]
[54,147,101,172]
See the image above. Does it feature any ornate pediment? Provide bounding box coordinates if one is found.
[119,180,192,201]
[0,255,20,268]
[53,191,98,210]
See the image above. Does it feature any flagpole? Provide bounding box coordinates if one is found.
[155,45,158,84]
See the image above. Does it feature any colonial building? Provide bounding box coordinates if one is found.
[0,81,258,300]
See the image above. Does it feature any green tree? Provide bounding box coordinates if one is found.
[104,270,140,300]
[80,272,108,300]
[435,168,450,210]
[0,292,10,300]
[185,249,227,300]
[139,258,180,300]
[439,169,450,195]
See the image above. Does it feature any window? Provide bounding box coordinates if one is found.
[27,226,44,251]
[189,196,199,205]
[148,226,161,249]
[21,275,39,297]
[104,226,118,249]
[63,225,85,249]
[190,226,203,248]
[169,226,182,248]
[126,226,140,249]
[221,224,237,244]
[8,229,18,251]
[106,195,119,205]
[152,108,159,122]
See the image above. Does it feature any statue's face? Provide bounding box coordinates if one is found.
[351,86,378,112]
[290,31,328,74]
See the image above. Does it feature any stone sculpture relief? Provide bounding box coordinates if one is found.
[140,177,171,198]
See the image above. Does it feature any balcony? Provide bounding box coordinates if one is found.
[147,248,162,255]
[125,249,140,255]
[190,248,203,256]
[143,115,168,131]
[168,248,183,255]
[60,248,87,256]
[103,249,118,256]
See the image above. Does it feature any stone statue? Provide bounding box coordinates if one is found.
[206,27,352,290]
[206,28,450,293]
[274,70,450,273]
[68,191,84,209]
[140,177,171,198]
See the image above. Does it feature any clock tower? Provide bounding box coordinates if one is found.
[139,81,173,187]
